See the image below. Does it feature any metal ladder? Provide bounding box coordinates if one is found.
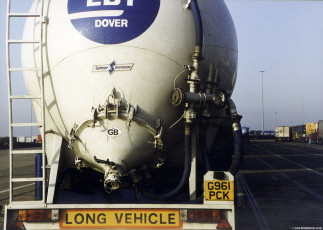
[6,0,46,204]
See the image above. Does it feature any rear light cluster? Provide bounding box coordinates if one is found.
[187,209,231,229]
[18,210,52,222]
[14,209,59,229]
[187,209,220,223]
[14,209,231,229]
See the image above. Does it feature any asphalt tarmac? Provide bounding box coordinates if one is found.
[1,140,323,230]
[236,140,323,230]
[0,147,37,230]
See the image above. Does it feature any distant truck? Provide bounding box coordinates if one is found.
[317,121,323,144]
[263,131,275,139]
[306,122,318,143]
[249,130,262,139]
[17,136,26,143]
[0,137,9,148]
[275,126,292,142]
[241,127,250,142]
[294,125,306,142]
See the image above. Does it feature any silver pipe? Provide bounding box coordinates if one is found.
[184,91,225,107]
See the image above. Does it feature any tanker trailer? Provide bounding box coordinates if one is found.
[5,0,241,229]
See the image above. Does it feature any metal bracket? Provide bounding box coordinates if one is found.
[68,123,78,148]
[94,156,116,168]
[41,16,48,24]
[127,104,137,126]
[51,210,59,221]
[153,125,164,151]
[185,0,192,9]
[155,156,165,168]
[91,107,99,127]
[75,156,82,171]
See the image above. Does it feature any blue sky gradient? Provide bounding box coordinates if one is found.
[228,0,323,130]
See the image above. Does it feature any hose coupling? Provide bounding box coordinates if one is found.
[184,109,196,124]
[232,122,241,132]
[231,114,243,124]
[104,167,122,193]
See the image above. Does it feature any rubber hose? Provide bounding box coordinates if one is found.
[190,0,203,49]
[142,125,192,200]
[228,128,242,176]
[199,126,211,172]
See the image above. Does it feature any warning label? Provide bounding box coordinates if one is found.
[60,209,182,229]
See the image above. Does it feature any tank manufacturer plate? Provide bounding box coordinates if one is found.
[92,61,134,74]
[60,209,182,229]
[67,0,160,44]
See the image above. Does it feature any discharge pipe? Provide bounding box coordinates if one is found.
[199,122,211,172]
[187,0,203,93]
[185,91,225,107]
[227,98,243,176]
[141,0,202,200]
[141,123,192,200]
[190,0,203,58]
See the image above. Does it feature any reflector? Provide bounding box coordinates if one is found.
[18,210,27,222]
[216,215,232,229]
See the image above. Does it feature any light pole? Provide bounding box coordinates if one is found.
[260,71,265,137]
[301,96,304,124]
[275,112,277,127]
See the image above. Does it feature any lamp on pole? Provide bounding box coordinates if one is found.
[260,71,265,137]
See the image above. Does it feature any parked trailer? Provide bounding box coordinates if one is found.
[242,127,250,142]
[306,122,317,136]
[317,120,323,144]
[275,126,292,142]
[306,122,318,143]
[249,130,262,139]
[5,0,241,229]
[0,137,10,148]
[292,126,297,141]
[17,136,26,143]
[263,131,275,139]
[295,125,306,142]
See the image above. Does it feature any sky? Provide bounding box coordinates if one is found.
[226,0,323,130]
[0,0,323,136]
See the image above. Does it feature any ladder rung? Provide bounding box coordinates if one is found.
[11,123,42,127]
[9,13,41,17]
[8,39,40,44]
[9,67,39,72]
[10,201,45,206]
[10,95,41,99]
[12,178,43,183]
[12,149,43,155]
[7,0,46,206]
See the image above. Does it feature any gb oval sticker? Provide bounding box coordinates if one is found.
[67,0,160,44]
[105,127,122,138]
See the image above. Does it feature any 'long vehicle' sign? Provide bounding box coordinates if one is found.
[60,209,182,229]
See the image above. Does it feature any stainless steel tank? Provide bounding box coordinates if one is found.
[21,0,238,191]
